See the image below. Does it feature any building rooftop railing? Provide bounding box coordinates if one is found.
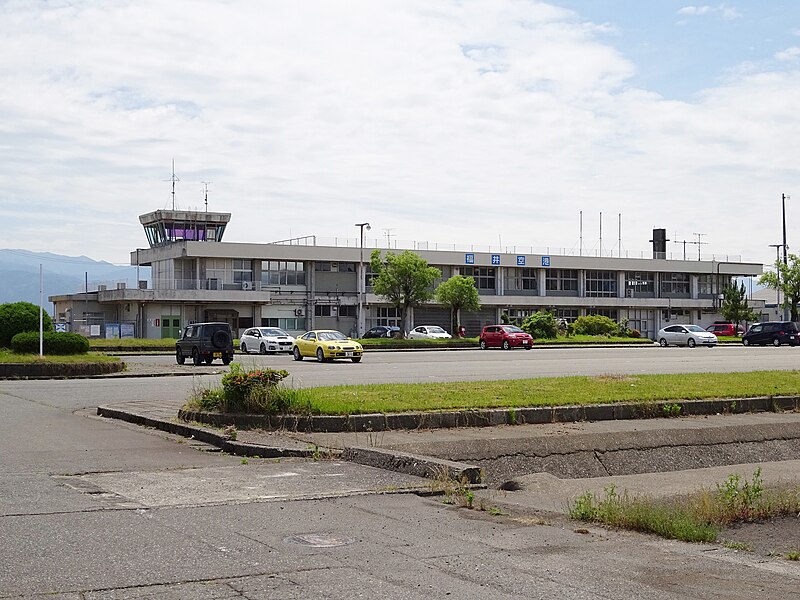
[272,235,743,263]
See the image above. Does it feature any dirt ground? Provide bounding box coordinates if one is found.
[719,514,800,559]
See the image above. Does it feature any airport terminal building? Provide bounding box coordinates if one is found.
[49,209,764,340]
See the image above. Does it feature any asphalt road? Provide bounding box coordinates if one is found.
[2,348,800,597]
[131,343,800,388]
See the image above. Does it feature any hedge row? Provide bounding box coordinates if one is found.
[11,331,90,355]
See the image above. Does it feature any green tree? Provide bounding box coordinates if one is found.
[720,281,757,330]
[0,301,53,348]
[434,275,481,334]
[759,254,800,321]
[370,250,441,336]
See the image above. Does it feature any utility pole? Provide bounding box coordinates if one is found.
[782,194,790,320]
[769,243,783,317]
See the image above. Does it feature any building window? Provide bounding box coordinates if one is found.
[585,270,616,297]
[554,308,579,322]
[545,269,578,292]
[261,261,305,286]
[661,272,689,296]
[262,317,306,330]
[698,274,731,297]
[625,272,655,297]
[504,268,537,293]
[339,305,357,317]
[232,259,252,283]
[376,307,400,326]
[315,305,332,317]
[315,261,355,273]
[462,266,496,290]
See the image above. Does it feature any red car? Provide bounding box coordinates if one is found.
[479,325,533,350]
[705,323,744,337]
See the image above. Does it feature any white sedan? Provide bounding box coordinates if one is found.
[657,324,717,348]
[408,325,452,339]
[240,327,295,354]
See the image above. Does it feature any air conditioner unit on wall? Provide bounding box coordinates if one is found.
[294,308,304,316]
[241,281,253,291]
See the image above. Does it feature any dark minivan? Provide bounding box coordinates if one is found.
[741,322,799,347]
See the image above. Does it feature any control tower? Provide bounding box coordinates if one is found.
[138,209,231,248]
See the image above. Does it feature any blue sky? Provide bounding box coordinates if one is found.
[2,1,800,267]
[558,2,800,98]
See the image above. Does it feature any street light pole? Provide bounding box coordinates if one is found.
[355,222,371,337]
[782,194,790,320]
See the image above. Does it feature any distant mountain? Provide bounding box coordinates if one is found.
[0,249,150,305]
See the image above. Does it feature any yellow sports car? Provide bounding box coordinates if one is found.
[292,330,364,363]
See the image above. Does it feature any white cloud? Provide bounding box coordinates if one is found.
[677,4,742,21]
[775,47,800,62]
[0,0,795,268]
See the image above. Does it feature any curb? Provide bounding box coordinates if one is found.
[97,405,484,483]
[177,396,800,433]
[0,361,126,380]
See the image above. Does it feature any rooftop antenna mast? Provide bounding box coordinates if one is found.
[383,228,395,248]
[164,160,180,210]
[690,232,708,261]
[201,181,212,212]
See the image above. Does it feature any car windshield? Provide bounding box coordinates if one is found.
[427,326,446,333]
[259,328,287,336]
[318,331,348,341]
[502,326,524,333]
[685,325,705,332]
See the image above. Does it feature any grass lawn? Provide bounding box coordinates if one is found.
[0,350,120,364]
[533,335,650,344]
[286,370,800,415]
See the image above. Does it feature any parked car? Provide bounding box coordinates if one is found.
[293,330,363,362]
[479,325,533,350]
[363,325,400,339]
[657,324,717,347]
[240,327,295,354]
[705,323,744,337]
[408,325,452,339]
[176,322,235,365]
[741,321,799,346]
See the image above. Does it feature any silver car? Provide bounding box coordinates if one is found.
[657,324,717,348]
[408,325,452,339]
[240,327,295,354]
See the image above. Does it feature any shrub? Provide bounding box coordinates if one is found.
[572,315,619,336]
[189,364,315,414]
[521,311,559,339]
[0,302,53,348]
[11,331,89,355]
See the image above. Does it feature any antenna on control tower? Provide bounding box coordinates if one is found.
[163,160,180,210]
[201,181,212,212]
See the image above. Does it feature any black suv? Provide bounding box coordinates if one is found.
[176,322,235,365]
[741,321,799,347]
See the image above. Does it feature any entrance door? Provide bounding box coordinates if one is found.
[161,316,181,339]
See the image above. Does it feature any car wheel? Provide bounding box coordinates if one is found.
[659,338,668,347]
[687,338,696,348]
[772,337,781,347]
[742,338,750,346]
[479,340,487,350]
[176,348,185,365]
[260,343,267,355]
[222,354,232,365]
[192,349,202,366]
[502,340,511,350]
[316,348,325,362]
[351,357,362,363]
[240,342,248,353]
[293,347,303,361]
